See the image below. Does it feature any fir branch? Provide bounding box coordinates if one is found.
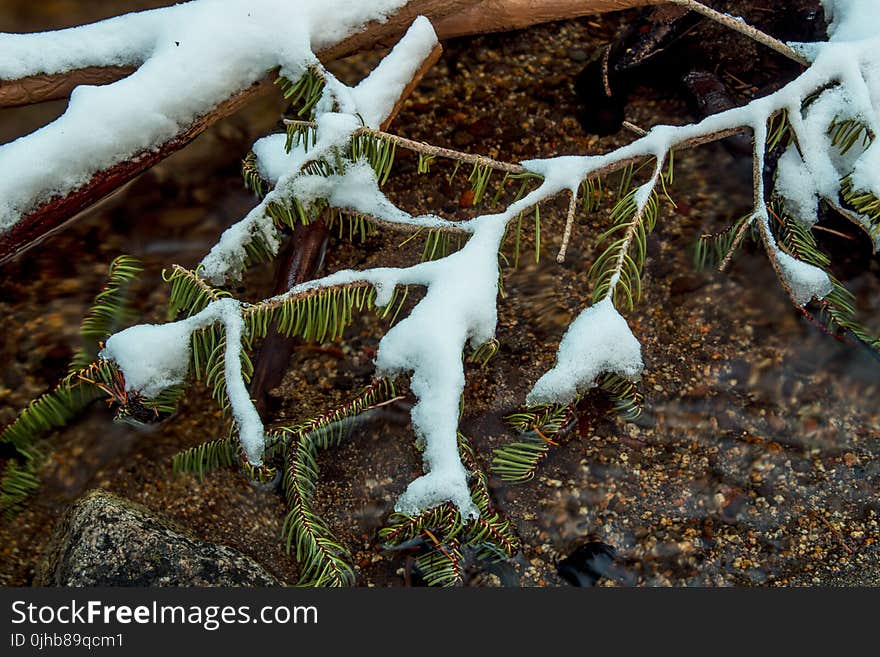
[379,503,462,549]
[242,281,409,343]
[491,436,553,484]
[0,361,114,459]
[172,435,238,480]
[492,402,577,483]
[69,255,142,372]
[596,372,643,421]
[164,265,231,319]
[282,437,356,587]
[379,505,461,548]
[589,160,666,310]
[277,378,398,451]
[0,459,41,518]
[414,536,464,587]
[772,205,879,350]
[464,512,519,562]
[380,434,519,585]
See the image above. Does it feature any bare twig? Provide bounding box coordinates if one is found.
[622,121,648,137]
[285,120,528,174]
[717,215,752,272]
[668,0,810,66]
[556,189,580,263]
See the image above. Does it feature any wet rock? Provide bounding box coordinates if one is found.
[36,490,281,586]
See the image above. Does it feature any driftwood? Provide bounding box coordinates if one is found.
[0,0,658,264]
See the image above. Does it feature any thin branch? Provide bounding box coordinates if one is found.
[668,0,810,66]
[622,121,648,137]
[556,188,580,263]
[717,215,752,272]
[603,160,664,301]
[354,212,470,236]
[285,120,527,174]
[242,281,373,316]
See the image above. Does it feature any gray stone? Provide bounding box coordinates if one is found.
[35,490,281,586]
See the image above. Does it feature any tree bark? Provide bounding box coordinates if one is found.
[434,0,662,38]
[0,0,659,264]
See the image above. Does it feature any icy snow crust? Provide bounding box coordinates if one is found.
[10,0,880,517]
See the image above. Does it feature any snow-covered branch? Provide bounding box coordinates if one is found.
[5,0,880,522]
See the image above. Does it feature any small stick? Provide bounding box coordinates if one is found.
[556,188,580,263]
[668,0,810,66]
[622,121,648,137]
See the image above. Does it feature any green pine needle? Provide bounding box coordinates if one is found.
[693,214,751,271]
[172,436,238,480]
[164,265,231,320]
[282,437,356,587]
[0,459,41,518]
[275,67,326,121]
[69,255,142,371]
[596,372,643,421]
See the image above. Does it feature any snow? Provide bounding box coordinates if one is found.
[11,0,880,517]
[103,298,266,464]
[527,297,643,406]
[0,0,410,231]
[774,144,820,227]
[775,250,834,306]
[199,15,440,284]
[325,15,438,128]
[101,322,193,399]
